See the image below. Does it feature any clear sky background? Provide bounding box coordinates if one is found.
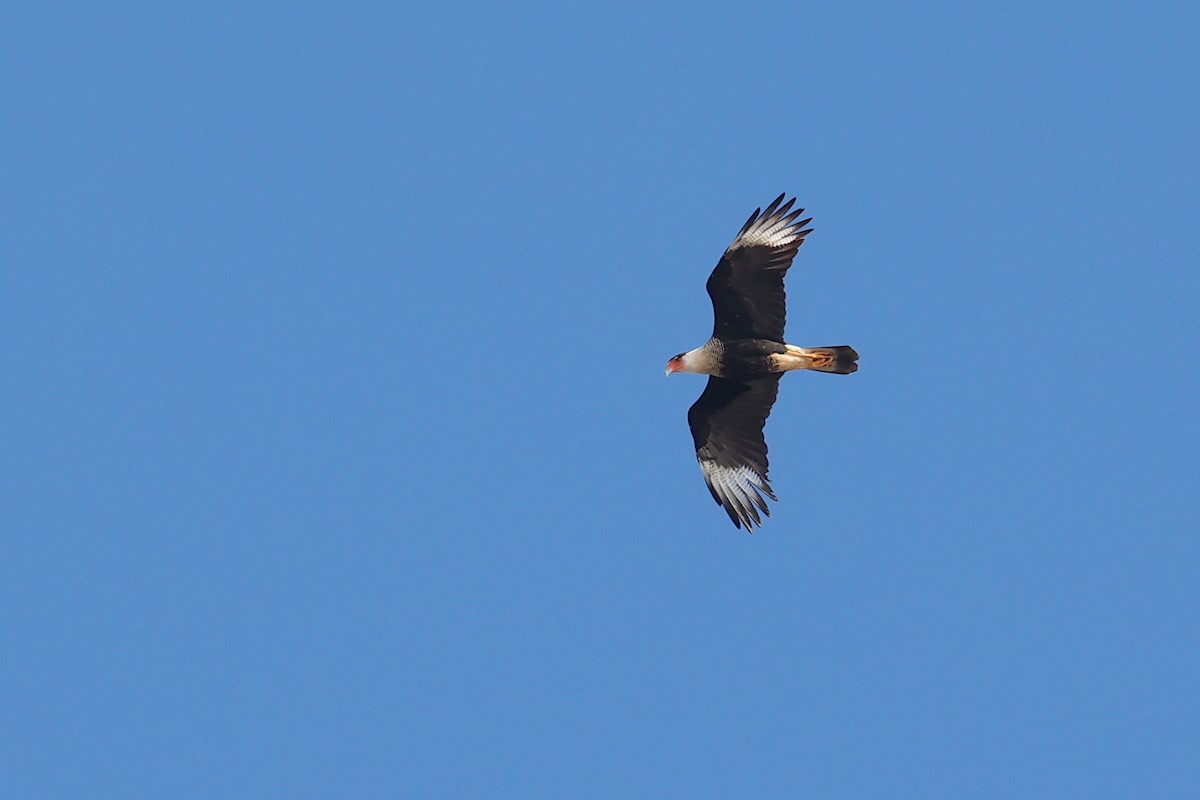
[3,2,1198,798]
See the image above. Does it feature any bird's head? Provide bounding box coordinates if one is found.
[664,352,687,376]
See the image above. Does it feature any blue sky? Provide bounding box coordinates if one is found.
[3,2,1198,797]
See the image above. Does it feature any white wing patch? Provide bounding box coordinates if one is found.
[698,458,778,530]
[725,194,812,255]
[732,218,801,249]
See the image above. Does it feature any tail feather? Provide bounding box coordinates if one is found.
[786,345,858,374]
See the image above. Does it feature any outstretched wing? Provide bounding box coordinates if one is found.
[706,194,813,342]
[687,375,783,530]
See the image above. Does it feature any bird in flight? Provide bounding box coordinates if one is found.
[665,194,858,531]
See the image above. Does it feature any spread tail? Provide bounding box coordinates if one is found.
[784,345,859,374]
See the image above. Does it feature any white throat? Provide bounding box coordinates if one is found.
[679,346,715,375]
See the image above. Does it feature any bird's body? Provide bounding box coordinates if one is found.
[665,194,858,531]
[671,337,853,379]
